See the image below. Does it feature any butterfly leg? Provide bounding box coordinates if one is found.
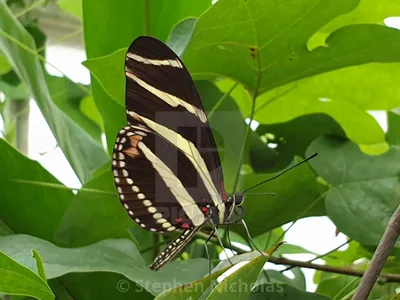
[210,220,234,266]
[241,219,265,256]
[204,228,216,275]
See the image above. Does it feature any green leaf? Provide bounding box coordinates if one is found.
[166,17,198,57]
[252,64,396,152]
[0,219,13,236]
[0,234,209,296]
[32,250,46,281]
[54,167,133,246]
[308,0,400,48]
[57,0,82,20]
[206,243,282,300]
[82,0,210,152]
[183,0,400,94]
[56,273,154,300]
[45,73,103,143]
[255,113,346,172]
[0,52,11,74]
[306,136,400,246]
[82,49,126,105]
[387,111,400,146]
[196,80,249,193]
[234,157,326,237]
[155,265,232,300]
[258,268,307,291]
[0,138,72,241]
[0,79,29,99]
[316,275,359,298]
[0,2,108,183]
[79,94,104,130]
[319,241,366,267]
[0,251,54,300]
[250,283,332,300]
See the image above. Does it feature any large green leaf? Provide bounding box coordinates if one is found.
[183,0,400,94]
[155,265,232,300]
[56,273,154,300]
[0,250,54,300]
[308,0,400,48]
[387,111,400,146]
[316,275,359,299]
[82,0,210,152]
[45,73,103,144]
[0,139,72,241]
[252,63,398,152]
[57,0,82,20]
[233,157,327,237]
[196,80,260,193]
[207,244,281,300]
[255,113,346,172]
[1,234,209,296]
[306,136,400,246]
[0,51,11,74]
[54,167,133,247]
[0,2,108,183]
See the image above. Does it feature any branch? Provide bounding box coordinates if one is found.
[352,204,400,300]
[195,231,400,283]
[268,256,400,283]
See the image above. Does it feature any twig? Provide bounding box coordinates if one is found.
[281,239,352,272]
[195,231,400,283]
[352,204,400,299]
[268,256,400,283]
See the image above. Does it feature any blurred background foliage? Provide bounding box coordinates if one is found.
[0,0,400,299]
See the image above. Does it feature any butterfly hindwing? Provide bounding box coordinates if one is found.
[150,226,202,270]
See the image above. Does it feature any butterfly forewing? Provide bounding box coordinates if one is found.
[124,36,227,204]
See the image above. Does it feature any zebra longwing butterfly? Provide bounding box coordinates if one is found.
[112,36,244,270]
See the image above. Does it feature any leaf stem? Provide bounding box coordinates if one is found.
[352,204,400,300]
[15,0,46,18]
[208,82,238,120]
[231,86,258,195]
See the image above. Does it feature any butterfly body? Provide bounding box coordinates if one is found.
[112,36,244,270]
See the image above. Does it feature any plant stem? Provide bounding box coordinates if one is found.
[195,232,400,283]
[281,239,352,272]
[352,204,400,299]
[208,82,238,120]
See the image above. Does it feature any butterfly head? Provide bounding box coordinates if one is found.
[223,193,245,224]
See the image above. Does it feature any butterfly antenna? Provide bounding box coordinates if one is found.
[242,153,318,194]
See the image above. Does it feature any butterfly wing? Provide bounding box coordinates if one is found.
[112,36,228,234]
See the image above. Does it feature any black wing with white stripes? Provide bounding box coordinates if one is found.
[111,36,229,270]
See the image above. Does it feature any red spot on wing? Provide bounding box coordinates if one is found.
[201,207,209,214]
[221,181,227,201]
[181,223,190,229]
[176,218,183,223]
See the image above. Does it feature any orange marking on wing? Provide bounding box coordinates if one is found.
[122,135,143,157]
